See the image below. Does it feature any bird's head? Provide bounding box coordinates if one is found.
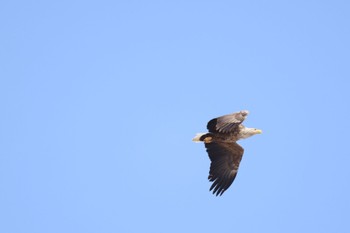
[239,127,262,139]
[253,128,263,134]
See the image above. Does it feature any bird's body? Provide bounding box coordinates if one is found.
[193,110,262,196]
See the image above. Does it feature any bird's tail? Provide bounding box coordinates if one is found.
[192,133,206,142]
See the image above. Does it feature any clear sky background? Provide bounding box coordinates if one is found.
[1,1,350,233]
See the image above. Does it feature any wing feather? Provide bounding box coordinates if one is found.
[207,110,248,134]
[205,141,244,196]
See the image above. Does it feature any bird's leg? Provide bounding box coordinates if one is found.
[204,137,212,143]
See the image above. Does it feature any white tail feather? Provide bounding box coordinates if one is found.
[192,133,205,142]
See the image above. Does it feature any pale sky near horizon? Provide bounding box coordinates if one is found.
[1,1,350,233]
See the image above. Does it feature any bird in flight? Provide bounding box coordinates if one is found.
[193,110,262,196]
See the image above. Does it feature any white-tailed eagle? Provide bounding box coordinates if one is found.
[193,110,262,196]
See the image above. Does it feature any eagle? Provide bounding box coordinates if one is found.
[193,110,262,196]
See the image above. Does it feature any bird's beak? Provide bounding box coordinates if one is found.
[256,129,263,134]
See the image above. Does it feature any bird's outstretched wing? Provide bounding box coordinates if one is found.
[205,141,244,196]
[207,110,249,134]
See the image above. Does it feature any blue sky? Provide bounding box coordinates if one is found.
[1,1,350,232]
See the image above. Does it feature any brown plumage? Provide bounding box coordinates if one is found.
[193,110,262,196]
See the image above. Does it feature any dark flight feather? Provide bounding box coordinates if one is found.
[205,142,244,196]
